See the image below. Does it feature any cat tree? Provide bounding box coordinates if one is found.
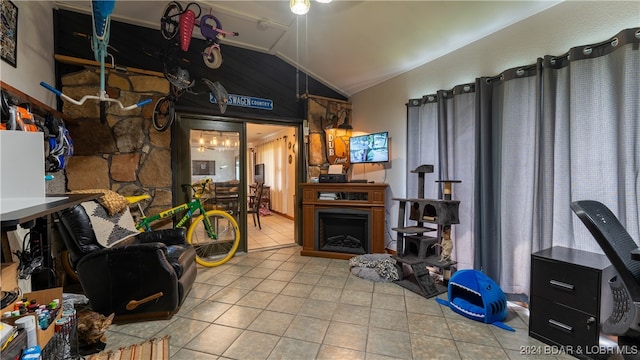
[392,164,461,298]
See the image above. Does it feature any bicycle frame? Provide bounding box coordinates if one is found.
[126,178,239,267]
[135,198,211,237]
[135,180,216,239]
[152,77,228,132]
[40,0,151,123]
[200,14,238,40]
[164,2,237,69]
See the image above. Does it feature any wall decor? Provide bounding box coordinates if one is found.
[0,0,18,68]
[192,160,216,176]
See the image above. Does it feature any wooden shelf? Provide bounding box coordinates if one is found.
[1,81,67,120]
[392,226,436,234]
[392,198,460,225]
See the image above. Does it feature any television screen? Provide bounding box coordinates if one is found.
[349,132,389,164]
[254,163,265,183]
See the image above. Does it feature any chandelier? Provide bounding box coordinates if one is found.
[193,131,239,152]
[290,0,331,16]
[197,132,206,152]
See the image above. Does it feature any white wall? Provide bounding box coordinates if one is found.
[0,1,56,107]
[349,1,640,249]
[190,148,238,183]
[1,2,55,292]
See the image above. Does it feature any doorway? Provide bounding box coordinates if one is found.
[174,114,299,254]
[246,123,298,251]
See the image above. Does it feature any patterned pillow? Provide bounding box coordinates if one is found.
[69,189,129,216]
[81,201,139,248]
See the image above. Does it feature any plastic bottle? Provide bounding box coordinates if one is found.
[14,316,37,348]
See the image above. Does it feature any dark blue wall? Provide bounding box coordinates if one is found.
[53,9,347,122]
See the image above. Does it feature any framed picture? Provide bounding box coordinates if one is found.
[0,0,18,67]
[192,160,216,176]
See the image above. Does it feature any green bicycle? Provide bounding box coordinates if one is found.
[131,178,240,267]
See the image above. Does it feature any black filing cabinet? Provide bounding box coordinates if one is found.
[530,246,615,357]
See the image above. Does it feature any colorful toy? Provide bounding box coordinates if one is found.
[161,1,239,69]
[41,0,152,124]
[435,269,514,331]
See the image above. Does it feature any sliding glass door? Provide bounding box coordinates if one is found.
[174,114,247,253]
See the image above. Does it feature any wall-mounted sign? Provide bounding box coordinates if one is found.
[210,93,273,111]
[324,128,350,170]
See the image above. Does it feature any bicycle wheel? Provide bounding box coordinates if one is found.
[152,96,175,132]
[202,45,223,69]
[60,250,79,282]
[186,210,240,267]
[161,1,183,40]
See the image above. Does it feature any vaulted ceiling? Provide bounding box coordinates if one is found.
[54,1,561,97]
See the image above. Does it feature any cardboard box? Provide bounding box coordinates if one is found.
[1,287,63,349]
[0,296,15,316]
[1,262,18,292]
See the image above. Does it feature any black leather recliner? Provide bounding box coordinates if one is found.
[571,200,640,350]
[55,204,197,322]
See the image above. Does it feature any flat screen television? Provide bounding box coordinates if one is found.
[254,163,265,183]
[349,131,389,164]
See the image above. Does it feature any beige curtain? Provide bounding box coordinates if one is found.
[254,137,287,213]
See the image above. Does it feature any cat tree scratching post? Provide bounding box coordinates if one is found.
[391,165,461,298]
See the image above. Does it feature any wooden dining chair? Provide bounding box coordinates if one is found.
[247,182,264,229]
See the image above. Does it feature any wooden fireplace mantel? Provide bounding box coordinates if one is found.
[300,182,388,260]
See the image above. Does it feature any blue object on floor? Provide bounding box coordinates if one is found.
[435,269,515,331]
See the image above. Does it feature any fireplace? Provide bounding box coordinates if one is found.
[315,208,370,255]
[301,183,387,259]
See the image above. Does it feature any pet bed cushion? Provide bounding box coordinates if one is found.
[349,253,399,282]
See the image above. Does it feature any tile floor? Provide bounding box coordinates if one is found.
[246,213,295,251]
[100,241,577,359]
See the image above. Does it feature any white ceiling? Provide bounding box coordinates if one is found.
[54,0,561,97]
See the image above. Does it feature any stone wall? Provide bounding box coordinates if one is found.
[60,68,172,223]
[58,70,350,219]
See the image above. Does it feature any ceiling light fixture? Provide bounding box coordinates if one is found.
[290,0,310,15]
[290,0,331,16]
